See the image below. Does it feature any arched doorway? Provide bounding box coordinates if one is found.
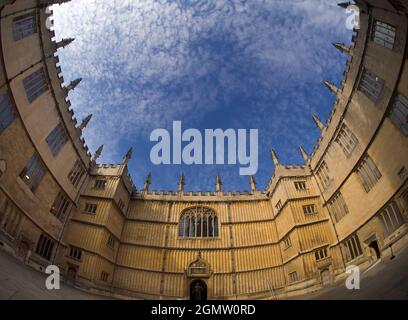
[320,269,331,286]
[66,264,78,286]
[190,279,207,301]
[368,240,381,260]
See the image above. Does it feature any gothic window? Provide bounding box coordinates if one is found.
[283,236,291,249]
[315,248,328,261]
[343,234,363,262]
[378,201,405,237]
[372,20,396,49]
[389,94,408,137]
[335,123,359,157]
[0,93,15,133]
[107,233,116,249]
[84,203,97,215]
[12,12,37,41]
[68,159,85,188]
[100,271,109,282]
[23,68,48,103]
[69,246,82,260]
[288,271,298,283]
[94,179,107,189]
[178,207,218,238]
[302,204,317,215]
[35,234,55,261]
[50,191,71,222]
[294,181,307,190]
[275,200,283,212]
[20,153,46,193]
[316,161,332,190]
[328,192,349,223]
[46,123,68,156]
[356,154,382,192]
[358,69,384,102]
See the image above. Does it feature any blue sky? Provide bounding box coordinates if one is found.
[51,0,352,192]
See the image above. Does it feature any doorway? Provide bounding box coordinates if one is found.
[320,269,331,286]
[368,240,381,260]
[190,279,207,301]
[66,265,78,286]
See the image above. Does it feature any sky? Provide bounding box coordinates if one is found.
[51,0,352,192]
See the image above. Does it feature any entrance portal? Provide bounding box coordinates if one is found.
[190,280,207,301]
[369,240,381,260]
[66,265,78,286]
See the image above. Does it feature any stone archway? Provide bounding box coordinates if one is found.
[186,252,212,300]
[190,279,207,301]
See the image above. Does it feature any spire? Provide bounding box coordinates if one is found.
[66,78,82,93]
[122,147,133,165]
[337,2,352,9]
[332,42,351,55]
[55,38,75,49]
[178,173,185,192]
[143,173,152,192]
[312,114,325,131]
[323,80,339,95]
[215,174,222,193]
[78,114,92,131]
[92,145,104,163]
[249,175,257,193]
[298,145,308,163]
[270,148,279,166]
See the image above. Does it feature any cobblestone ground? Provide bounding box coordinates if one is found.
[0,250,106,300]
[1,247,408,300]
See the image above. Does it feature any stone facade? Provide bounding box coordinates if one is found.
[0,0,408,300]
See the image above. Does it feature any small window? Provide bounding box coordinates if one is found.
[356,154,382,192]
[294,181,307,190]
[50,191,71,222]
[358,69,384,102]
[100,271,109,282]
[84,203,97,215]
[303,204,317,215]
[316,161,332,190]
[0,93,15,133]
[389,94,408,137]
[343,234,363,262]
[94,179,107,189]
[379,201,405,237]
[372,20,396,49]
[12,12,37,41]
[275,200,283,212]
[315,248,328,261]
[46,123,68,156]
[118,199,125,212]
[20,153,46,193]
[35,234,55,261]
[23,68,48,103]
[107,234,116,249]
[335,123,359,157]
[328,192,349,223]
[288,271,298,283]
[68,159,85,188]
[69,247,82,260]
[283,236,292,249]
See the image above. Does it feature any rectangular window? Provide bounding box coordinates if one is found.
[69,246,82,261]
[336,123,359,157]
[0,93,15,133]
[94,179,107,189]
[107,234,116,249]
[84,203,97,215]
[358,69,384,102]
[12,12,37,41]
[328,192,349,222]
[35,234,55,261]
[23,68,48,103]
[288,271,298,283]
[379,201,405,237]
[275,200,283,212]
[316,161,332,190]
[68,159,85,188]
[315,248,328,261]
[283,236,292,249]
[389,94,408,137]
[20,153,46,193]
[372,20,396,49]
[100,271,109,282]
[50,191,71,222]
[118,199,125,212]
[46,123,68,156]
[356,155,382,192]
[343,234,363,262]
[303,204,317,215]
[294,181,307,190]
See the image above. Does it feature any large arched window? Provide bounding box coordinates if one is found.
[178,207,219,238]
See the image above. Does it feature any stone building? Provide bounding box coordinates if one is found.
[0,0,408,300]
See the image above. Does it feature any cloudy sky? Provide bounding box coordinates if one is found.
[51,0,352,192]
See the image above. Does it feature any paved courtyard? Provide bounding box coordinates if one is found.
[1,247,408,300]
